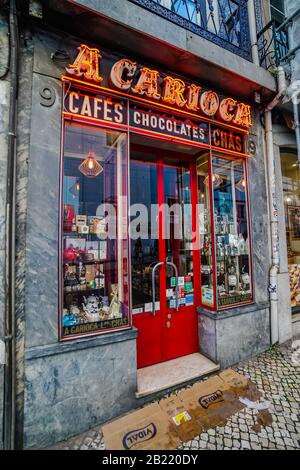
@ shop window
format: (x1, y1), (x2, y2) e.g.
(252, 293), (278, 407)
(60, 122), (130, 339)
(280, 149), (300, 313)
(198, 153), (252, 310)
(197, 155), (215, 307)
(213, 156), (252, 307)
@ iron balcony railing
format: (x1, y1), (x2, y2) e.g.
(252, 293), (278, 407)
(129, 0), (251, 60)
(257, 19), (289, 70)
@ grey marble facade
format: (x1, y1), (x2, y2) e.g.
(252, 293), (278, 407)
(25, 72), (61, 348)
(23, 329), (138, 449)
(247, 112), (270, 305)
(15, 32), (35, 449)
(0, 11), (9, 449)
(198, 303), (270, 368)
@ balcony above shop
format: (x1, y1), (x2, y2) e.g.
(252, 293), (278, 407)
(129, 0), (251, 61)
(23, 0), (276, 103)
(257, 19), (289, 71)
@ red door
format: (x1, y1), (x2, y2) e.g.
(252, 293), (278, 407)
(130, 147), (199, 368)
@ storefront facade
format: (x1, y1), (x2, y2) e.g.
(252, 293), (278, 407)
(0, 0), (284, 450)
(59, 43), (253, 363)
(18, 31), (271, 448)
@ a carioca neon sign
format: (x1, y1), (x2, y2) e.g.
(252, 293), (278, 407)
(65, 44), (252, 129)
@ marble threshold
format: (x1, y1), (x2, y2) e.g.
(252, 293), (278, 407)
(136, 352), (220, 398)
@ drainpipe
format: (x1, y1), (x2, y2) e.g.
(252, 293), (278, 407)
(264, 67), (287, 344)
(247, 0), (259, 66)
(266, 66), (287, 110)
(265, 111), (280, 344)
(3, 0), (18, 450)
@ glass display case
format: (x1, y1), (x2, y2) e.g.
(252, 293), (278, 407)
(60, 121), (130, 338)
(197, 154), (215, 307)
(280, 149), (300, 312)
(213, 156), (252, 308)
(198, 152), (252, 310)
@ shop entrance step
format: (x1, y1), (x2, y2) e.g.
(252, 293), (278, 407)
(136, 352), (219, 398)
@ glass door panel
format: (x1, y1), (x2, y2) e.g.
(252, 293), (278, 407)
(130, 159), (160, 314)
(164, 163), (194, 309)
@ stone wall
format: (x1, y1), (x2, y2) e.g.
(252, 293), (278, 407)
(23, 330), (137, 449)
(198, 303), (270, 368)
(0, 11), (10, 449)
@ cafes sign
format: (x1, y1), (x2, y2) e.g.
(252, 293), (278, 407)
(64, 90), (245, 152)
(63, 44), (252, 130)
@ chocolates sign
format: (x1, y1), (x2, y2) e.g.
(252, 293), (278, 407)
(129, 105), (208, 144)
(64, 88), (247, 153)
(63, 44), (252, 130)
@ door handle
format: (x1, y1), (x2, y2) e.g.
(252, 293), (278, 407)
(166, 261), (179, 311)
(151, 261), (164, 316)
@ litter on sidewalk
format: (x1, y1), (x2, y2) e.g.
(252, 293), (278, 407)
(239, 397), (271, 410)
(102, 369), (270, 450)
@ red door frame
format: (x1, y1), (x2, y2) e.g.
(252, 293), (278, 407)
(131, 143), (200, 368)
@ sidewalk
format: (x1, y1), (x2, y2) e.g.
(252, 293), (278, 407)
(47, 338), (300, 450)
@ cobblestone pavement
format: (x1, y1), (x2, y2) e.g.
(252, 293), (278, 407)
(47, 340), (300, 451)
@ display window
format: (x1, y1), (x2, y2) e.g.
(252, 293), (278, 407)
(197, 152), (253, 310)
(212, 155), (252, 308)
(60, 121), (130, 339)
(58, 43), (254, 352)
(197, 155), (215, 307)
(280, 149), (300, 312)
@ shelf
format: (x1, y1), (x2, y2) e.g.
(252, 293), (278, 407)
(64, 287), (105, 295)
(64, 259), (106, 265)
(63, 232), (102, 237)
(216, 254), (249, 260)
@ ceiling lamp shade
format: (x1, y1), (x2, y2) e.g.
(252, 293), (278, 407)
(204, 173), (222, 188)
(236, 177), (246, 192)
(78, 150), (103, 177)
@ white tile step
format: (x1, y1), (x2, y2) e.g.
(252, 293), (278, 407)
(136, 352), (219, 398)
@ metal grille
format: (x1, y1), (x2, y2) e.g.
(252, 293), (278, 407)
(129, 0), (251, 60)
(257, 19), (289, 70)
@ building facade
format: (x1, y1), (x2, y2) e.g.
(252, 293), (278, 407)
(0, 0), (298, 449)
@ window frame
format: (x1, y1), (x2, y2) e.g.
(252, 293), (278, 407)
(198, 150), (254, 311)
(58, 116), (132, 341)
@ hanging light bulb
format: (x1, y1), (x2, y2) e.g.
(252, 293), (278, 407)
(79, 150), (103, 177)
(236, 177), (246, 192)
(88, 158), (94, 170)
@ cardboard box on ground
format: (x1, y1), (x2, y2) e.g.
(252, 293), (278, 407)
(102, 369), (263, 450)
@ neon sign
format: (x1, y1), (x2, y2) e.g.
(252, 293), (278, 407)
(65, 44), (253, 129)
